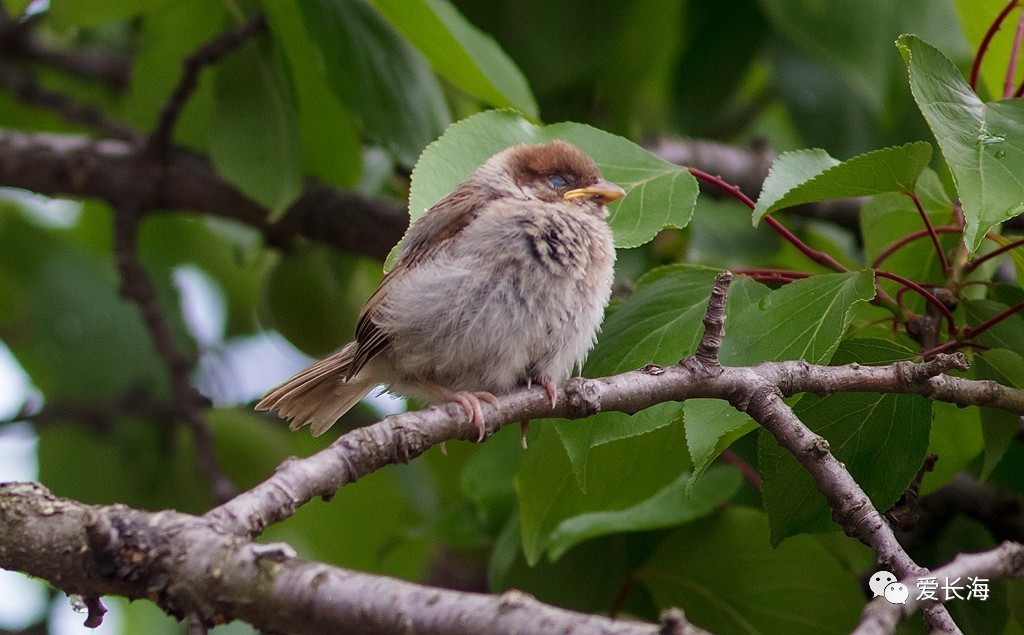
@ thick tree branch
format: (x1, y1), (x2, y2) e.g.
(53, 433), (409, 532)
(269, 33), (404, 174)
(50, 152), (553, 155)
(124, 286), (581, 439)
(0, 482), (693, 635)
(0, 128), (408, 261)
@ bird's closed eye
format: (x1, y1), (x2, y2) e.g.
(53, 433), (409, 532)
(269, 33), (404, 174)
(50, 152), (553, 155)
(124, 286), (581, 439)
(547, 174), (569, 190)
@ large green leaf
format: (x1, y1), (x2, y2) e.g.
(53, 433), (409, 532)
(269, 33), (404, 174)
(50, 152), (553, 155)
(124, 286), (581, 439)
(638, 507), (861, 635)
(898, 34), (1024, 254)
(263, 0), (363, 188)
(368, 0), (537, 118)
(752, 142), (932, 222)
(210, 40), (303, 218)
(759, 338), (931, 544)
(686, 270), (877, 477)
(516, 419), (690, 565)
(408, 110), (698, 250)
(923, 400), (982, 494)
(299, 0), (451, 166)
(545, 464), (740, 560)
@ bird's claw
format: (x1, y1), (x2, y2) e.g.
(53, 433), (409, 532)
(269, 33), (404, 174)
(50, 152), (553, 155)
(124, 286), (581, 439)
(542, 378), (557, 409)
(448, 390), (499, 442)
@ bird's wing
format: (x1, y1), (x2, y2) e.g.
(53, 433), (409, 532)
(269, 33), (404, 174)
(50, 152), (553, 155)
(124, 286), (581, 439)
(347, 183), (497, 378)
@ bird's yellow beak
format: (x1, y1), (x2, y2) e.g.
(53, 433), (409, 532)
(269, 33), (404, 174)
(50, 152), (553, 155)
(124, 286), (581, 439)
(563, 180), (626, 204)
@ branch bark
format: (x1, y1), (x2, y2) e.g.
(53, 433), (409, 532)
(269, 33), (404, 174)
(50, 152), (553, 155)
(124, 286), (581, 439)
(5, 278), (1024, 632)
(0, 128), (408, 261)
(0, 482), (689, 635)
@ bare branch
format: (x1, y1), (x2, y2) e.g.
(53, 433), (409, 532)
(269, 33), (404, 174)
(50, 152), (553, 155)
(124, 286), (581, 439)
(147, 14), (267, 156)
(113, 204), (235, 502)
(0, 482), (681, 635)
(206, 348), (1018, 540)
(0, 60), (140, 141)
(0, 128), (408, 261)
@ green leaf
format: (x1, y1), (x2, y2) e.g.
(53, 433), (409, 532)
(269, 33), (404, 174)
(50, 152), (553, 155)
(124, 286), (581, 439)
(546, 464), (741, 560)
(686, 271), (877, 477)
(973, 349), (1024, 480)
(460, 425), (524, 531)
(759, 0), (895, 112)
(211, 40), (303, 218)
(753, 142), (932, 223)
(408, 110), (698, 250)
(516, 419), (689, 565)
(898, 34), (1024, 254)
(638, 507), (861, 635)
(368, 0), (538, 118)
(263, 0), (363, 187)
(922, 401), (982, 494)
(759, 338), (931, 544)
(47, 0), (151, 27)
(299, 0), (451, 166)
(555, 265), (731, 482)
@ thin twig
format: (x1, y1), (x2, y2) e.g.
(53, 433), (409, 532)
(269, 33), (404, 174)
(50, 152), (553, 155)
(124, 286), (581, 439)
(1005, 4), (1024, 98)
(0, 60), (140, 141)
(687, 167), (848, 272)
(147, 13), (267, 156)
(907, 191), (950, 274)
(970, 0), (1020, 91)
(874, 269), (957, 335)
(113, 205), (236, 502)
(965, 236), (1024, 272)
(963, 299), (1024, 339)
(871, 226), (961, 269)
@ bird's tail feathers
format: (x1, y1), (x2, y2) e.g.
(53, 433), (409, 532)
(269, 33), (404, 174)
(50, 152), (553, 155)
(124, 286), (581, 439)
(255, 344), (375, 436)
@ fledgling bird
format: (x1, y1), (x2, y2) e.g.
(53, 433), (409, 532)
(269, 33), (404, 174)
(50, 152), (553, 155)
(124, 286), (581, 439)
(256, 140), (622, 441)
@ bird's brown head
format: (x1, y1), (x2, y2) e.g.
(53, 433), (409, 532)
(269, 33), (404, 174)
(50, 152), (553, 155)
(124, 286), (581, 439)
(492, 140), (625, 211)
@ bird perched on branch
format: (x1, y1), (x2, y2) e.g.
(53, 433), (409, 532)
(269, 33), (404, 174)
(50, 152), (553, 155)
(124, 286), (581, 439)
(257, 140), (622, 442)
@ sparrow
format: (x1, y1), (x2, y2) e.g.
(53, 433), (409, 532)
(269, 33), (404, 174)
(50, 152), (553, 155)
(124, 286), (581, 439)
(256, 140), (622, 442)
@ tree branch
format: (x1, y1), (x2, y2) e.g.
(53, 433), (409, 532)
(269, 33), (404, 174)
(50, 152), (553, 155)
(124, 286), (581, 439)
(0, 482), (694, 635)
(112, 203), (236, 503)
(147, 13), (267, 156)
(0, 60), (140, 141)
(6, 278), (1024, 633)
(0, 128), (409, 261)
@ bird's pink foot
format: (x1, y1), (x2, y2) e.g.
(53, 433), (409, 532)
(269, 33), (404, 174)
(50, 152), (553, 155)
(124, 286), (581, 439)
(542, 378), (557, 409)
(445, 390), (499, 442)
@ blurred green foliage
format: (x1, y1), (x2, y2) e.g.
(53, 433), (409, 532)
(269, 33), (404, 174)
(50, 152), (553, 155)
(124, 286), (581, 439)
(1, 1), (1023, 633)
